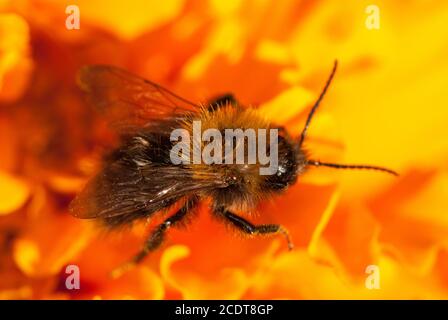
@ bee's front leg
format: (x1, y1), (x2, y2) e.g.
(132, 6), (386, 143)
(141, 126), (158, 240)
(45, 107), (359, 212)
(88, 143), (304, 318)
(213, 207), (294, 250)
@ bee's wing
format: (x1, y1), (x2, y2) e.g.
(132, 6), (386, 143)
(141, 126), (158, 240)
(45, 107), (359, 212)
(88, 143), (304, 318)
(69, 160), (225, 219)
(73, 66), (225, 219)
(77, 65), (201, 133)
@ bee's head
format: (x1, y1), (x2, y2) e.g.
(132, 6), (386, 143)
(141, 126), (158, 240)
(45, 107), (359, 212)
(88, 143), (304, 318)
(261, 134), (306, 192)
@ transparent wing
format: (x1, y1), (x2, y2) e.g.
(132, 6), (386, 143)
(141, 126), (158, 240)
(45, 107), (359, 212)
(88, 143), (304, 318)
(77, 65), (201, 133)
(69, 162), (225, 219)
(69, 134), (227, 219)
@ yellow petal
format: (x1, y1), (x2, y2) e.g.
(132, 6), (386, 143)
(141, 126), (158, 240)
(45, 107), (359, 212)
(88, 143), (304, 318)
(0, 171), (29, 215)
(258, 86), (314, 125)
(0, 13), (32, 102)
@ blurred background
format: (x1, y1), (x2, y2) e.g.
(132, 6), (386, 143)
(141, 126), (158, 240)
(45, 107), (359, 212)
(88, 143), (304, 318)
(0, 0), (448, 299)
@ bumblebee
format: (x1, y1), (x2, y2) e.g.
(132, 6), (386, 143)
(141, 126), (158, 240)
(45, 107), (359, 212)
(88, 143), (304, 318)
(70, 61), (397, 271)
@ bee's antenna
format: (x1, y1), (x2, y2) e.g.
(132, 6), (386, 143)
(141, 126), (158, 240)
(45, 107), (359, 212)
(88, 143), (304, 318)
(298, 60), (338, 147)
(306, 160), (398, 176)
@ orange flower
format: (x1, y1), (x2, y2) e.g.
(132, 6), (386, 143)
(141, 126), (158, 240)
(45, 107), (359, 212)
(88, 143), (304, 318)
(1, 0), (448, 300)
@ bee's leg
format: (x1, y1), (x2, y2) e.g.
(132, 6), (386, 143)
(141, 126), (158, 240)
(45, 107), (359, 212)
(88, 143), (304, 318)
(207, 93), (238, 112)
(214, 208), (294, 250)
(111, 197), (198, 278)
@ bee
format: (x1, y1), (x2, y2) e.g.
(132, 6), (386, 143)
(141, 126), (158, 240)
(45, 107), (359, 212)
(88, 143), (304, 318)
(70, 60), (397, 273)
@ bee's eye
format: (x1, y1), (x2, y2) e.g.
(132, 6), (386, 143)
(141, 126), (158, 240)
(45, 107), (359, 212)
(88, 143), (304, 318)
(277, 165), (287, 175)
(263, 136), (298, 191)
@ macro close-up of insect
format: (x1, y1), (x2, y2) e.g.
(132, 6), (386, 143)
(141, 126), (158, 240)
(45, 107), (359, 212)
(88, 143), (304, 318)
(69, 60), (397, 273)
(2, 0), (447, 305)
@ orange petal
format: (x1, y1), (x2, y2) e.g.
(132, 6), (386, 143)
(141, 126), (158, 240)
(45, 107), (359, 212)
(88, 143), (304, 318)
(13, 215), (91, 277)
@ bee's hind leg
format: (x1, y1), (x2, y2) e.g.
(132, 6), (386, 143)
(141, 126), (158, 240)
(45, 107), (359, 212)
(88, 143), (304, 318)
(214, 207), (294, 250)
(111, 197), (198, 278)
